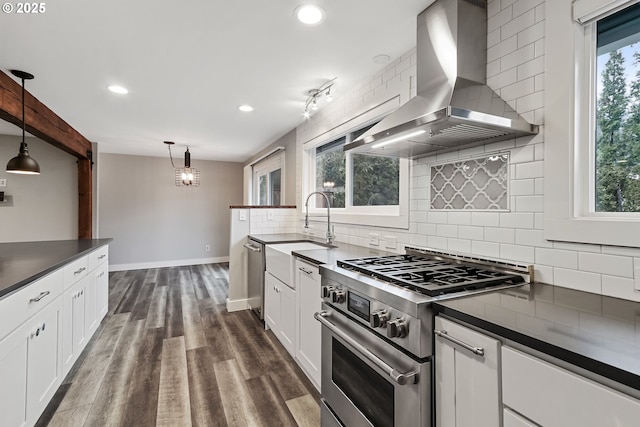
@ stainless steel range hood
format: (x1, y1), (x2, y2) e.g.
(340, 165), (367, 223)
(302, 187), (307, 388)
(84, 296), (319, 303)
(345, 0), (538, 158)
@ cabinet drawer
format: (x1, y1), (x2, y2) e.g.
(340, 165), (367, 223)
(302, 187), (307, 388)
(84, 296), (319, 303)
(502, 346), (640, 427)
(88, 245), (109, 271)
(0, 269), (63, 340)
(64, 256), (89, 289)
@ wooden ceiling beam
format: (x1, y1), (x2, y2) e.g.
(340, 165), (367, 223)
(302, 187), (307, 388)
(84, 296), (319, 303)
(0, 70), (92, 159)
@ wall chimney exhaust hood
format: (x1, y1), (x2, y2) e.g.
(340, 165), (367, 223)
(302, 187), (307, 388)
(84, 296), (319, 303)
(345, 0), (538, 158)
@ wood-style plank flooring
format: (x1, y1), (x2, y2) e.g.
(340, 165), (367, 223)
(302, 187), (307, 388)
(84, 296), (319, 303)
(36, 264), (320, 427)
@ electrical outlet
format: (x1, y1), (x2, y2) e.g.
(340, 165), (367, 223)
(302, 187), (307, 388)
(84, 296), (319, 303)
(369, 233), (379, 246)
(0, 179), (6, 187)
(267, 210), (274, 220)
(205, 245), (210, 252)
(384, 236), (397, 249)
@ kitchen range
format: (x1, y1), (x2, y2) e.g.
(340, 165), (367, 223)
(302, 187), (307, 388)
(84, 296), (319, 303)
(315, 246), (532, 427)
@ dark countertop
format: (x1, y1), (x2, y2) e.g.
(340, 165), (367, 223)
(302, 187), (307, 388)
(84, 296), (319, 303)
(0, 239), (113, 300)
(248, 233), (392, 265)
(434, 283), (640, 391)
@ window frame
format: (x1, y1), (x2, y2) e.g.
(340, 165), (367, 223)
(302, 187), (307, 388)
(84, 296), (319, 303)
(302, 117), (409, 229)
(544, 0), (640, 247)
(253, 152), (284, 206)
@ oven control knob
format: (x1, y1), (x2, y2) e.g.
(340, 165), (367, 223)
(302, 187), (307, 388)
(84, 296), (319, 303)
(322, 286), (335, 298)
(370, 309), (390, 328)
(331, 290), (346, 304)
(387, 318), (408, 338)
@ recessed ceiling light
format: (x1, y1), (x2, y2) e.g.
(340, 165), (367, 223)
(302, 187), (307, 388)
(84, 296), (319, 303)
(373, 54), (391, 64)
(295, 4), (325, 25)
(238, 105), (254, 112)
(107, 85), (128, 94)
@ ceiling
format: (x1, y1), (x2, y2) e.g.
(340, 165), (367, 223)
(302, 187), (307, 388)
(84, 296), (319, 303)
(0, 0), (430, 162)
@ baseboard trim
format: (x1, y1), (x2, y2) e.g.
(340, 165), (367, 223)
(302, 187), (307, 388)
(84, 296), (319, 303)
(226, 297), (249, 312)
(109, 256), (229, 272)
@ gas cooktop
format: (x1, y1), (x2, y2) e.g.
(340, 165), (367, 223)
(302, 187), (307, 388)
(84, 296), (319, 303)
(337, 247), (531, 297)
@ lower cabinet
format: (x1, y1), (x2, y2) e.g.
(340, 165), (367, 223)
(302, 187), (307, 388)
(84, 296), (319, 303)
(435, 316), (501, 427)
(264, 271), (296, 357)
(0, 295), (62, 427)
(295, 259), (322, 390)
(502, 346), (640, 427)
(62, 276), (88, 376)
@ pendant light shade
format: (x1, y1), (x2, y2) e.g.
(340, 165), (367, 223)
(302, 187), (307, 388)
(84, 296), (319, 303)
(6, 70), (40, 175)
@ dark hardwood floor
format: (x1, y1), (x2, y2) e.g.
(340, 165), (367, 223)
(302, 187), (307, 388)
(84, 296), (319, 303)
(37, 264), (321, 427)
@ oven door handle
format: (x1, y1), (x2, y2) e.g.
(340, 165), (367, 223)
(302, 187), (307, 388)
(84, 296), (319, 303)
(314, 310), (418, 386)
(434, 329), (485, 357)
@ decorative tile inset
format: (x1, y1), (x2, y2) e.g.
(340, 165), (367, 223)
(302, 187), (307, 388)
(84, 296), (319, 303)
(430, 154), (509, 210)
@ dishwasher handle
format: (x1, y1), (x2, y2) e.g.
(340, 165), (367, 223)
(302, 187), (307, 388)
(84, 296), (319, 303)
(434, 329), (485, 357)
(243, 242), (262, 252)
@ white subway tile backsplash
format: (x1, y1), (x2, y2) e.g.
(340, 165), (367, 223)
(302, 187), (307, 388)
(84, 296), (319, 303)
(501, 78), (535, 102)
(515, 160), (543, 179)
(448, 238), (472, 254)
(554, 268), (602, 294)
(472, 241), (501, 258)
(517, 20), (544, 49)
(459, 225), (485, 240)
(501, 44), (535, 71)
(516, 229), (552, 248)
(510, 179), (535, 195)
(488, 28), (501, 48)
(488, 36), (518, 63)
(602, 275), (640, 302)
(534, 39), (544, 57)
(534, 264), (554, 284)
(578, 252), (634, 278)
(499, 212), (535, 228)
(427, 236), (448, 250)
(472, 212), (501, 227)
(488, 6), (513, 33)
(487, 67), (518, 90)
(534, 3), (545, 23)
(515, 195), (544, 212)
(534, 213), (544, 229)
(517, 90), (544, 112)
(448, 212), (472, 225)
(517, 55), (544, 81)
(488, 0), (501, 18)
(502, 9), (535, 40)
(513, 0), (545, 18)
(535, 248), (578, 269)
(510, 144), (535, 164)
(436, 224), (458, 238)
(417, 222), (437, 235)
(500, 243), (535, 262)
(553, 241), (601, 253)
(428, 211), (448, 224)
(486, 227), (516, 243)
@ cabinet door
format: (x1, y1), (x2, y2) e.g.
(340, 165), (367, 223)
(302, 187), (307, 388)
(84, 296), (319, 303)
(503, 408), (539, 427)
(95, 263), (109, 321)
(26, 297), (62, 425)
(279, 283), (296, 357)
(435, 316), (501, 427)
(295, 260), (322, 390)
(62, 278), (88, 376)
(0, 324), (28, 427)
(264, 272), (280, 332)
(85, 269), (97, 337)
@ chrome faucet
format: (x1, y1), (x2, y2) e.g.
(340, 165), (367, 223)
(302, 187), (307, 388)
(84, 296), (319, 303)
(304, 191), (334, 245)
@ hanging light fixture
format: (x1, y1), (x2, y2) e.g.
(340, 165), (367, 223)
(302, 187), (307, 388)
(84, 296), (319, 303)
(164, 141), (200, 187)
(6, 70), (40, 175)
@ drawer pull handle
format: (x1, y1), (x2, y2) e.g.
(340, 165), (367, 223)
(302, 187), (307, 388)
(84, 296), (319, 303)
(74, 267), (86, 275)
(30, 291), (50, 303)
(299, 267), (313, 275)
(98, 254), (106, 260)
(434, 329), (485, 357)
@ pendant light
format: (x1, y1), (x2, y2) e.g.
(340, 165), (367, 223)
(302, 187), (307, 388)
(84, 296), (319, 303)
(6, 70), (40, 175)
(164, 141), (200, 187)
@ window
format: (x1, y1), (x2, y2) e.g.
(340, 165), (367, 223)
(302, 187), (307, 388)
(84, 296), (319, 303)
(545, 0), (640, 247)
(595, 3), (640, 212)
(253, 152), (284, 206)
(305, 122), (408, 229)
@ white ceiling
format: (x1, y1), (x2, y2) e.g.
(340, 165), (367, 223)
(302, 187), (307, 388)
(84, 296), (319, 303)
(0, 0), (429, 162)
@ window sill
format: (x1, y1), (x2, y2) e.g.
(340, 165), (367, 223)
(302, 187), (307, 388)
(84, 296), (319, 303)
(544, 216), (640, 247)
(307, 212), (409, 230)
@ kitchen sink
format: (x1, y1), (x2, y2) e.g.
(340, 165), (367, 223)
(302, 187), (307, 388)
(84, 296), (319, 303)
(265, 242), (330, 288)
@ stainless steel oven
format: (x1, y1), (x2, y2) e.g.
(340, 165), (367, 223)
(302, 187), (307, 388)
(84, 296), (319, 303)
(316, 303), (431, 427)
(316, 246), (533, 427)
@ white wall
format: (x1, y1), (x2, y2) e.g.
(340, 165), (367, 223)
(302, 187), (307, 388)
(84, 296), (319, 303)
(98, 153), (243, 270)
(0, 134), (78, 242)
(290, 0), (640, 302)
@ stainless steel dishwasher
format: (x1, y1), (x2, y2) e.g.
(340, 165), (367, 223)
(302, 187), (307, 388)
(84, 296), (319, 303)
(244, 238), (265, 320)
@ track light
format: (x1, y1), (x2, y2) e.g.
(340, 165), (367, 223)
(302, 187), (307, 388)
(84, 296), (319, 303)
(302, 77), (337, 119)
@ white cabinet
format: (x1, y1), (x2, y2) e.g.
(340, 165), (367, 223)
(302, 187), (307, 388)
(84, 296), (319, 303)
(264, 271), (296, 357)
(435, 316), (501, 427)
(62, 276), (88, 376)
(0, 294), (62, 427)
(503, 408), (539, 427)
(502, 346), (640, 427)
(295, 259), (322, 390)
(94, 262), (109, 321)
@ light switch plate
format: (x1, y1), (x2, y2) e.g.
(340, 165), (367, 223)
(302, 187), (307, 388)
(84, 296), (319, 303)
(369, 233), (379, 246)
(267, 210), (274, 220)
(0, 179), (6, 187)
(238, 210), (247, 221)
